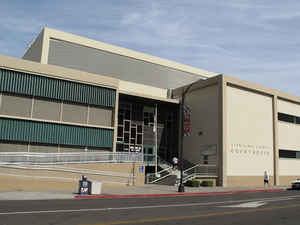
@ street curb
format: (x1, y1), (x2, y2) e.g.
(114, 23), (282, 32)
(74, 188), (285, 199)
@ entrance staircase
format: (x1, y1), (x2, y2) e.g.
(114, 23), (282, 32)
(146, 159), (217, 185)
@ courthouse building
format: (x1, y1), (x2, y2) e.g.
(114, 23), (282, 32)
(0, 27), (300, 187)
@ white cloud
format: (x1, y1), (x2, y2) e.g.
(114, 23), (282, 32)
(0, 0), (300, 95)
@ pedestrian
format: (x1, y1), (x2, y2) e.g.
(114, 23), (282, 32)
(264, 170), (269, 187)
(172, 156), (178, 169)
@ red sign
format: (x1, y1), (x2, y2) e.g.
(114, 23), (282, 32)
(183, 105), (191, 136)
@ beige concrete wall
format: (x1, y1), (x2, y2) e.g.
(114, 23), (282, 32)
(23, 30), (44, 62)
(279, 159), (300, 176)
(0, 162), (145, 191)
(119, 80), (169, 100)
(176, 74), (300, 187)
(40, 27), (215, 78)
(278, 99), (300, 116)
(226, 85), (274, 177)
(277, 100), (300, 178)
(183, 84), (219, 165)
(278, 122), (300, 150)
(278, 99), (300, 150)
(60, 163), (145, 186)
(227, 176), (274, 187)
(279, 176), (299, 186)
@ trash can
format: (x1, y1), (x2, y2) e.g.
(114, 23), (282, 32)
(78, 175), (91, 195)
(90, 181), (102, 195)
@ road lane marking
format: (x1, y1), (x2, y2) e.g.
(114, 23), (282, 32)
(221, 197), (294, 208)
(0, 195), (299, 215)
(88, 204), (300, 225)
(221, 201), (267, 208)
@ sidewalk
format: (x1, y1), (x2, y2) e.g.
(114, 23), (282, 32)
(75, 184), (287, 199)
(0, 184), (288, 201)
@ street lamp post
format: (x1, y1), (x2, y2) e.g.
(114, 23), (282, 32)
(177, 74), (222, 193)
(178, 89), (185, 192)
(178, 84), (194, 192)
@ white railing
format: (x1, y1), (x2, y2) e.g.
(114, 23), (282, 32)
(145, 155), (175, 184)
(0, 152), (144, 165)
(146, 166), (173, 184)
(182, 163), (218, 183)
(146, 164), (218, 184)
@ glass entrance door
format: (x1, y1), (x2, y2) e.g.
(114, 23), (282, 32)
(144, 146), (155, 164)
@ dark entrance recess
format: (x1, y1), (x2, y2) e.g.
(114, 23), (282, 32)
(117, 93), (179, 164)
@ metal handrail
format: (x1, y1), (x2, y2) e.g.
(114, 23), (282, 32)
(182, 163), (218, 183)
(183, 163), (216, 174)
(146, 166), (173, 184)
(146, 171), (173, 184)
(146, 155), (174, 183)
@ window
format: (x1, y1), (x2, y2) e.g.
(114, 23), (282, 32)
(137, 134), (142, 145)
(143, 107), (155, 126)
(124, 121), (130, 132)
(279, 149), (300, 159)
(204, 155), (208, 164)
(137, 125), (143, 133)
(278, 113), (294, 123)
(144, 112), (149, 126)
(124, 133), (129, 143)
(117, 126), (123, 137)
(116, 143), (124, 151)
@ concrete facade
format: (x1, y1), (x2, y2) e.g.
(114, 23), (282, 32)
(0, 27), (300, 189)
(183, 84), (219, 165)
(23, 28), (215, 88)
(173, 75), (300, 187)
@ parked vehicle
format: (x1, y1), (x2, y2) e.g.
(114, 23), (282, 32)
(291, 179), (300, 189)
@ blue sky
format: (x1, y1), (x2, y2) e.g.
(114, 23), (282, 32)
(1, 0), (300, 95)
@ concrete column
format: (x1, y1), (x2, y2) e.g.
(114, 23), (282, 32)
(218, 76), (227, 187)
(41, 28), (49, 64)
(272, 95), (279, 185)
(112, 89), (120, 152)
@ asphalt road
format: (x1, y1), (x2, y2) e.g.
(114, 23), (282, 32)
(0, 190), (300, 225)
